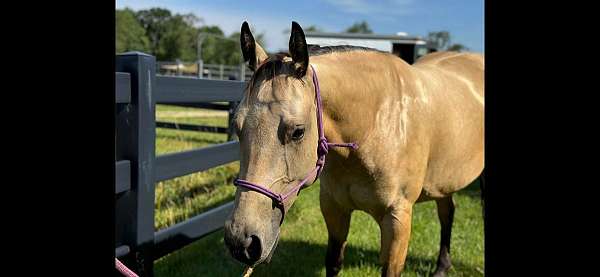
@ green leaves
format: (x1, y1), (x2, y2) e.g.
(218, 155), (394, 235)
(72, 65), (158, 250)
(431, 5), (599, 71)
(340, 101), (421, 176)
(427, 31), (450, 51)
(116, 7), (266, 65)
(345, 21), (373, 34)
(116, 8), (150, 53)
(157, 14), (199, 61)
(427, 31), (469, 52)
(447, 43), (469, 52)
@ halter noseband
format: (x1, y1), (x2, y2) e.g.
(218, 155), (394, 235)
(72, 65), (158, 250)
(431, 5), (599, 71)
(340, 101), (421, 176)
(233, 64), (358, 223)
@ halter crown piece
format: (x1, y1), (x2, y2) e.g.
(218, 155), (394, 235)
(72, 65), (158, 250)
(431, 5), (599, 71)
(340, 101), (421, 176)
(233, 64), (358, 221)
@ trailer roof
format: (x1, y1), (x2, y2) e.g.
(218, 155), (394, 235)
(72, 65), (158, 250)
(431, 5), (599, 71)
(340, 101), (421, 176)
(304, 31), (426, 43)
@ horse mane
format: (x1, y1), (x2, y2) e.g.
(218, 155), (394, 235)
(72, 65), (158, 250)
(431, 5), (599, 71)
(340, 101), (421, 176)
(248, 45), (383, 88)
(307, 44), (383, 56)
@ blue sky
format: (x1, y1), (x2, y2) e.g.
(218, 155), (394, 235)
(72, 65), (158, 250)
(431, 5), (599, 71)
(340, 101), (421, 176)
(116, 0), (484, 53)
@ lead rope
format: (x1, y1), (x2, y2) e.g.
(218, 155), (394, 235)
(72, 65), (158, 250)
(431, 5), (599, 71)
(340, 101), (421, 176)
(242, 266), (254, 277)
(115, 258), (139, 277)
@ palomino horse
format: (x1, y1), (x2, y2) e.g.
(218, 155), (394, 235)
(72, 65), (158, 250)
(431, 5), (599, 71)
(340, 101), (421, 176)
(224, 21), (484, 277)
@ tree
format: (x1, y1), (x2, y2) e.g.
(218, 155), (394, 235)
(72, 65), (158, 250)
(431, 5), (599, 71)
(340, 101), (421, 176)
(158, 13), (200, 61)
(447, 43), (469, 52)
(426, 31), (470, 52)
(134, 8), (202, 61)
(283, 25), (322, 35)
(198, 27), (265, 65)
(197, 25), (227, 64)
(305, 25), (322, 32)
(345, 21), (373, 34)
(117, 7), (266, 64)
(135, 8), (173, 56)
(427, 31), (451, 51)
(116, 8), (150, 53)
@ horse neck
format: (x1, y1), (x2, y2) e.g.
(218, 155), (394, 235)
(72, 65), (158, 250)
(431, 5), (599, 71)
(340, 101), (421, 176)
(310, 52), (413, 143)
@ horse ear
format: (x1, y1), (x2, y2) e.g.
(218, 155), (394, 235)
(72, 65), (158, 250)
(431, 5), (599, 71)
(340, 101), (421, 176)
(240, 21), (268, 71)
(289, 21), (309, 78)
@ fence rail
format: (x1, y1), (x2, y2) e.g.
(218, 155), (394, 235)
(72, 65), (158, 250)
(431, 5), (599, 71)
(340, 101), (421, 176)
(153, 202), (235, 259)
(115, 52), (244, 276)
(161, 102), (231, 110)
(156, 76), (245, 103)
(155, 141), (240, 182)
(155, 121), (229, 134)
(157, 61), (252, 81)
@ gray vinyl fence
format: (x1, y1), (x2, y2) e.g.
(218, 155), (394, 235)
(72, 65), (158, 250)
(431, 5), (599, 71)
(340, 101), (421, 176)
(157, 60), (253, 81)
(115, 52), (246, 276)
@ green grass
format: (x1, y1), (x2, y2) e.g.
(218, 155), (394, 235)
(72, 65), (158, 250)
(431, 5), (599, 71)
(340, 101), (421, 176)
(153, 104), (484, 276)
(154, 105), (238, 230)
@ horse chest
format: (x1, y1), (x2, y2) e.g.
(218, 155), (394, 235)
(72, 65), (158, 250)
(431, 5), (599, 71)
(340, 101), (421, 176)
(320, 161), (403, 215)
(321, 132), (434, 216)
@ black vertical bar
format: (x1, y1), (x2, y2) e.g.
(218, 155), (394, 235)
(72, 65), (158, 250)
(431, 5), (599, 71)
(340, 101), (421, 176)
(115, 52), (156, 277)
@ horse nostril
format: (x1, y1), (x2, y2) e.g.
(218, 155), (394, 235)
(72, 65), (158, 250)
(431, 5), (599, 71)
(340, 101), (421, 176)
(242, 236), (253, 248)
(244, 235), (262, 263)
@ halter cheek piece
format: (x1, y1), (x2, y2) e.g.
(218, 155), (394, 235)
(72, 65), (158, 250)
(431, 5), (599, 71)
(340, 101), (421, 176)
(233, 64), (358, 223)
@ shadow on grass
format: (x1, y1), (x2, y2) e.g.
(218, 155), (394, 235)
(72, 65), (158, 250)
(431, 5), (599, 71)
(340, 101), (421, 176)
(156, 230), (482, 277)
(456, 177), (483, 200)
(255, 240), (482, 277)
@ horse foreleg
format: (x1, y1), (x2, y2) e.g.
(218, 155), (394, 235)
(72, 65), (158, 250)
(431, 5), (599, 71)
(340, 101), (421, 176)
(379, 200), (413, 277)
(432, 196), (455, 277)
(320, 189), (351, 277)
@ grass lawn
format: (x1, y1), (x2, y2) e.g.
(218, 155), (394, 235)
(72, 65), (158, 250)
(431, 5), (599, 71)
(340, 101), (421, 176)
(153, 105), (484, 276)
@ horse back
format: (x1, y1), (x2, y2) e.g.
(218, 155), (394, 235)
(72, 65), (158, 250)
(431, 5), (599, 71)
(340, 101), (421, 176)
(414, 51), (484, 99)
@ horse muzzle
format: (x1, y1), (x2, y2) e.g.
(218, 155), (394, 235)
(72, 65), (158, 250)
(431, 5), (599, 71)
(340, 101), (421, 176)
(224, 217), (281, 266)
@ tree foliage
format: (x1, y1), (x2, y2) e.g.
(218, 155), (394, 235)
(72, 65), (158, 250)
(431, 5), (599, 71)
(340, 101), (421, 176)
(427, 31), (469, 52)
(282, 25), (322, 35)
(199, 27), (265, 65)
(135, 8), (172, 56)
(427, 31), (451, 51)
(447, 43), (468, 52)
(115, 7), (265, 64)
(304, 25), (322, 32)
(345, 21), (373, 34)
(116, 8), (472, 63)
(116, 8), (150, 53)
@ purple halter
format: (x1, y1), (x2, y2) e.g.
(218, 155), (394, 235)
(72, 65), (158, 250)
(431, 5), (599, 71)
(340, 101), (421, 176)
(233, 64), (358, 220)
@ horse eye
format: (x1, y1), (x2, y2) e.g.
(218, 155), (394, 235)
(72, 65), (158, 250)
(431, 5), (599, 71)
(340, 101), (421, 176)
(291, 127), (305, 141)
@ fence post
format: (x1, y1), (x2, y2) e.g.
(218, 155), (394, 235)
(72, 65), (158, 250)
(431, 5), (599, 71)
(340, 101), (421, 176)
(198, 59), (203, 79)
(177, 59), (182, 76)
(116, 52), (156, 277)
(219, 64), (224, 80)
(240, 63), (246, 81)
